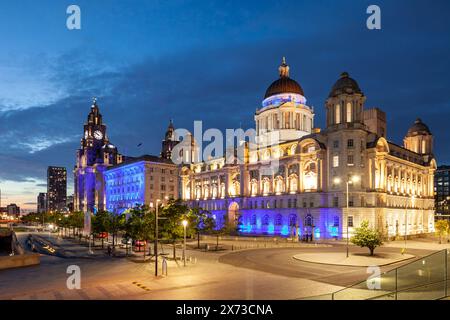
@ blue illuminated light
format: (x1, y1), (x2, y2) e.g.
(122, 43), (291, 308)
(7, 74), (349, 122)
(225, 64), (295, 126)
(281, 225), (289, 236)
(314, 227), (321, 239)
(104, 161), (147, 213)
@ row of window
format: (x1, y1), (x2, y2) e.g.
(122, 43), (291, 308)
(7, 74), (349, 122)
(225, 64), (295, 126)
(332, 139), (364, 150)
(248, 199), (314, 209)
(149, 168), (175, 175)
(332, 154), (361, 167)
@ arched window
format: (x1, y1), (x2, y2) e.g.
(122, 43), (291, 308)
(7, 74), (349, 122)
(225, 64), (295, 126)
(346, 102), (352, 122)
(275, 177), (284, 194)
(335, 104), (341, 124)
(251, 214), (257, 225)
(262, 215), (270, 226)
(305, 214), (313, 227)
(289, 175), (298, 193)
(250, 179), (258, 196)
(263, 178), (271, 195)
(303, 162), (318, 191)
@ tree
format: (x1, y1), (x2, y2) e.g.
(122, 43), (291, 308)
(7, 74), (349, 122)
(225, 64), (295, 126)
(351, 220), (383, 256)
(212, 216), (238, 250)
(189, 207), (216, 249)
(159, 199), (190, 259)
(434, 219), (449, 244)
(107, 211), (125, 248)
(92, 211), (109, 248)
(124, 205), (154, 260)
(69, 211), (84, 239)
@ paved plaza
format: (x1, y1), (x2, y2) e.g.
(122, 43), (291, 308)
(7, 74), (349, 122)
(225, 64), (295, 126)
(0, 233), (447, 300)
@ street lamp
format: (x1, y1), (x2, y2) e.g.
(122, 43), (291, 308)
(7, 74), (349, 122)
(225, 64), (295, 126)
(334, 175), (360, 258)
(154, 199), (161, 277)
(182, 219), (188, 267)
(153, 196), (169, 277)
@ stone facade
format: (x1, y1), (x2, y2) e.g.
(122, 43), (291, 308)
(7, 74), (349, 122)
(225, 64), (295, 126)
(104, 155), (179, 213)
(180, 59), (437, 239)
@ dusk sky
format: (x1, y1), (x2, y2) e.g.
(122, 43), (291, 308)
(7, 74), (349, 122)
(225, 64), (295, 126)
(0, 0), (449, 211)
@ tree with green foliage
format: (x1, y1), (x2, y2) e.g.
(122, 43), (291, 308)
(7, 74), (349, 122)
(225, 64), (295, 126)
(159, 199), (191, 259)
(92, 211), (109, 248)
(351, 220), (383, 256)
(124, 205), (154, 260)
(435, 219), (449, 244)
(107, 211), (125, 248)
(189, 207), (216, 249)
(212, 216), (239, 250)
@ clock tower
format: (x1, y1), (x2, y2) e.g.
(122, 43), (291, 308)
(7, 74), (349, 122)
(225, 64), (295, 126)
(74, 98), (123, 214)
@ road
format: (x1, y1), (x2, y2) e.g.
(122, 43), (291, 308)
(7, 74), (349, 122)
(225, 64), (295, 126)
(0, 233), (442, 300)
(218, 245), (435, 287)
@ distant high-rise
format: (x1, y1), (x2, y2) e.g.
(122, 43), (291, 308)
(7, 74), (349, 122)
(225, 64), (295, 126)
(47, 166), (67, 212)
(37, 192), (47, 213)
(6, 204), (20, 217)
(435, 165), (450, 219)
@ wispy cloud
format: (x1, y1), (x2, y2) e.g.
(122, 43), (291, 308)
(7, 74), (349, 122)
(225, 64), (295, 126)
(19, 135), (79, 154)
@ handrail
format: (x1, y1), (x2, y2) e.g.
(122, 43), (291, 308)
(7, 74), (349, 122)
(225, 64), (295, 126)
(331, 249), (449, 300)
(366, 279), (448, 300)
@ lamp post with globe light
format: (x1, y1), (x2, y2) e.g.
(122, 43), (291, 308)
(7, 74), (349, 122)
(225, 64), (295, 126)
(333, 175), (360, 258)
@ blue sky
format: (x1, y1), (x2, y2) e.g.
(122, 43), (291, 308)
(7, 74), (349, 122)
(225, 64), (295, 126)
(0, 0), (449, 211)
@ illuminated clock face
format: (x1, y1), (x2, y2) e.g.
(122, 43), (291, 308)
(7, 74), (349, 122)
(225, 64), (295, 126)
(93, 130), (103, 140)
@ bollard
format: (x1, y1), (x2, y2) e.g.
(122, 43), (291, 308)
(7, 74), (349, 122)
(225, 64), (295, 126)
(162, 257), (168, 276)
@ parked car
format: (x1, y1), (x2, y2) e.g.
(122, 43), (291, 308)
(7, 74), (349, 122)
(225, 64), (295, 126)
(120, 238), (132, 248)
(133, 240), (146, 251)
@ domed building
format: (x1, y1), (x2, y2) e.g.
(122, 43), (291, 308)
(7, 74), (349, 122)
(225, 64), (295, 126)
(255, 58), (314, 146)
(181, 59), (436, 239)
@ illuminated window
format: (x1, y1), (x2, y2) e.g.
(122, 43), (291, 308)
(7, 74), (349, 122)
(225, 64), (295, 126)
(333, 155), (339, 168)
(335, 104), (341, 124)
(346, 102), (352, 122)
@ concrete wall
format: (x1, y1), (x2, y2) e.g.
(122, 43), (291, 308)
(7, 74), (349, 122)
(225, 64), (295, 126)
(0, 253), (40, 271)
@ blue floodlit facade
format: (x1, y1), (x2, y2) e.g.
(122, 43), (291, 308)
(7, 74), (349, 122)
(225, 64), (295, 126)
(104, 155), (179, 214)
(104, 161), (147, 214)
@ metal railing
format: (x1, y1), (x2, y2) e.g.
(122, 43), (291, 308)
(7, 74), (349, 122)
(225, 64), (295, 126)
(329, 249), (450, 300)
